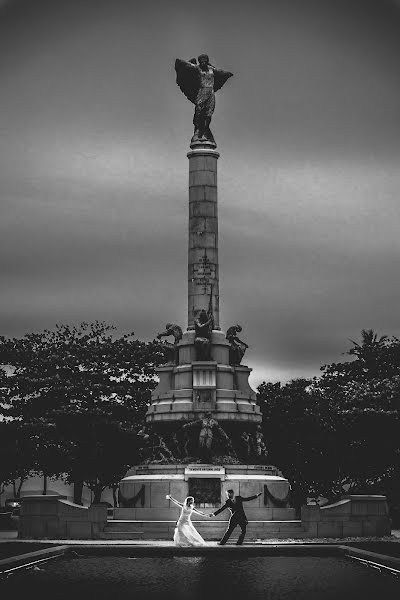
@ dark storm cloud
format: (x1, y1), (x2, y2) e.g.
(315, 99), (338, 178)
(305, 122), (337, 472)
(1, 0), (400, 384)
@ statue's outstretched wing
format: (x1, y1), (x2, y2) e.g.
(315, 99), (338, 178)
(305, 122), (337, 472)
(213, 69), (233, 93)
(175, 59), (200, 104)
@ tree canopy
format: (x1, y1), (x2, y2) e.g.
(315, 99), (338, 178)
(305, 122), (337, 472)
(258, 330), (400, 514)
(0, 322), (164, 504)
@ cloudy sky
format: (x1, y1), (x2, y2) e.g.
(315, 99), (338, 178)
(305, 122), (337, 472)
(1, 0), (400, 387)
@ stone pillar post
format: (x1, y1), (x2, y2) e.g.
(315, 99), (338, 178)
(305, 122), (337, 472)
(187, 145), (220, 330)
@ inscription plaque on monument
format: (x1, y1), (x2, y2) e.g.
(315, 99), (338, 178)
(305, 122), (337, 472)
(188, 478), (221, 506)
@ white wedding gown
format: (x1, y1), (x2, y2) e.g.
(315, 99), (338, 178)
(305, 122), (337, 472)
(173, 505), (206, 546)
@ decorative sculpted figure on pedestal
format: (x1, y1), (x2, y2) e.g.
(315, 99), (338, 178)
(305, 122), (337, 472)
(138, 427), (175, 464)
(198, 412), (218, 453)
(182, 412), (234, 461)
(170, 432), (183, 459)
(252, 425), (268, 462)
(226, 324), (249, 366)
(157, 323), (183, 365)
(175, 54), (233, 146)
(240, 430), (251, 460)
(194, 309), (213, 361)
(152, 433), (175, 463)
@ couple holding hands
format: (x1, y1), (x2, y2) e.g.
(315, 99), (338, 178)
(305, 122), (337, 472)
(166, 489), (262, 546)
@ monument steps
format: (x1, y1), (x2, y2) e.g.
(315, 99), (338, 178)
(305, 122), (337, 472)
(100, 519), (307, 540)
(113, 507), (297, 521)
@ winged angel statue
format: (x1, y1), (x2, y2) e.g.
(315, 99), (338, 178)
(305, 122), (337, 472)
(175, 54), (233, 146)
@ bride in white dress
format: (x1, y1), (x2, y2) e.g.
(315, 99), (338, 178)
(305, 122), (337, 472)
(166, 494), (208, 546)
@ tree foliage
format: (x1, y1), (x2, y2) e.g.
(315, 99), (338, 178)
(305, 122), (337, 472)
(258, 330), (400, 513)
(258, 378), (335, 512)
(0, 322), (164, 504)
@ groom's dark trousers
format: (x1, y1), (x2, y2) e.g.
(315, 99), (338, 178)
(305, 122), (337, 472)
(213, 495), (258, 545)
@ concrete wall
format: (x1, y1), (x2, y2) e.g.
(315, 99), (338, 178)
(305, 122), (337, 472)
(19, 495), (108, 539)
(301, 495), (391, 538)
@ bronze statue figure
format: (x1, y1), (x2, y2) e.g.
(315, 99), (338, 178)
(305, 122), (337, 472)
(182, 412), (233, 460)
(175, 54), (233, 145)
(157, 322), (183, 365)
(138, 427), (174, 463)
(240, 430), (251, 460)
(152, 433), (174, 463)
(226, 324), (249, 366)
(252, 425), (268, 461)
(198, 412), (217, 452)
(194, 309), (213, 360)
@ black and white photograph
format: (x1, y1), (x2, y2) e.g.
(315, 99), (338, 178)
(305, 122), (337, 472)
(1, 1), (400, 598)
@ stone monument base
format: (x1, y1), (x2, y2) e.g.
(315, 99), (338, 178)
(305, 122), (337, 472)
(116, 463), (293, 521)
(17, 491), (391, 540)
(103, 462), (296, 540)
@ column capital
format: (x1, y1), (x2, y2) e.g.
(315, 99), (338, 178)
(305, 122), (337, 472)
(187, 148), (220, 160)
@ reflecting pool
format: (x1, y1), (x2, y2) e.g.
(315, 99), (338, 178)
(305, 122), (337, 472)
(2, 555), (400, 600)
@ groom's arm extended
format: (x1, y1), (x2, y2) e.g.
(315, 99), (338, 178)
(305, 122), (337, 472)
(211, 502), (228, 517)
(241, 492), (262, 502)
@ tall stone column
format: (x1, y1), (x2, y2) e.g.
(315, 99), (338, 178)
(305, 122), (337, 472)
(187, 145), (220, 330)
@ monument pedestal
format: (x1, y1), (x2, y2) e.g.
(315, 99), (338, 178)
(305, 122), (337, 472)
(105, 463), (297, 540)
(117, 463), (293, 521)
(148, 330), (261, 424)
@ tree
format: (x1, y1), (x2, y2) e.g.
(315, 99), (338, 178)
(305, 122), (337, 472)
(0, 421), (42, 501)
(316, 331), (400, 495)
(0, 322), (164, 504)
(257, 379), (338, 513)
(257, 331), (400, 513)
(320, 329), (400, 389)
(314, 373), (400, 500)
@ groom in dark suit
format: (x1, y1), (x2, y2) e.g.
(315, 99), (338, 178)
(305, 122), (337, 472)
(210, 489), (262, 545)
